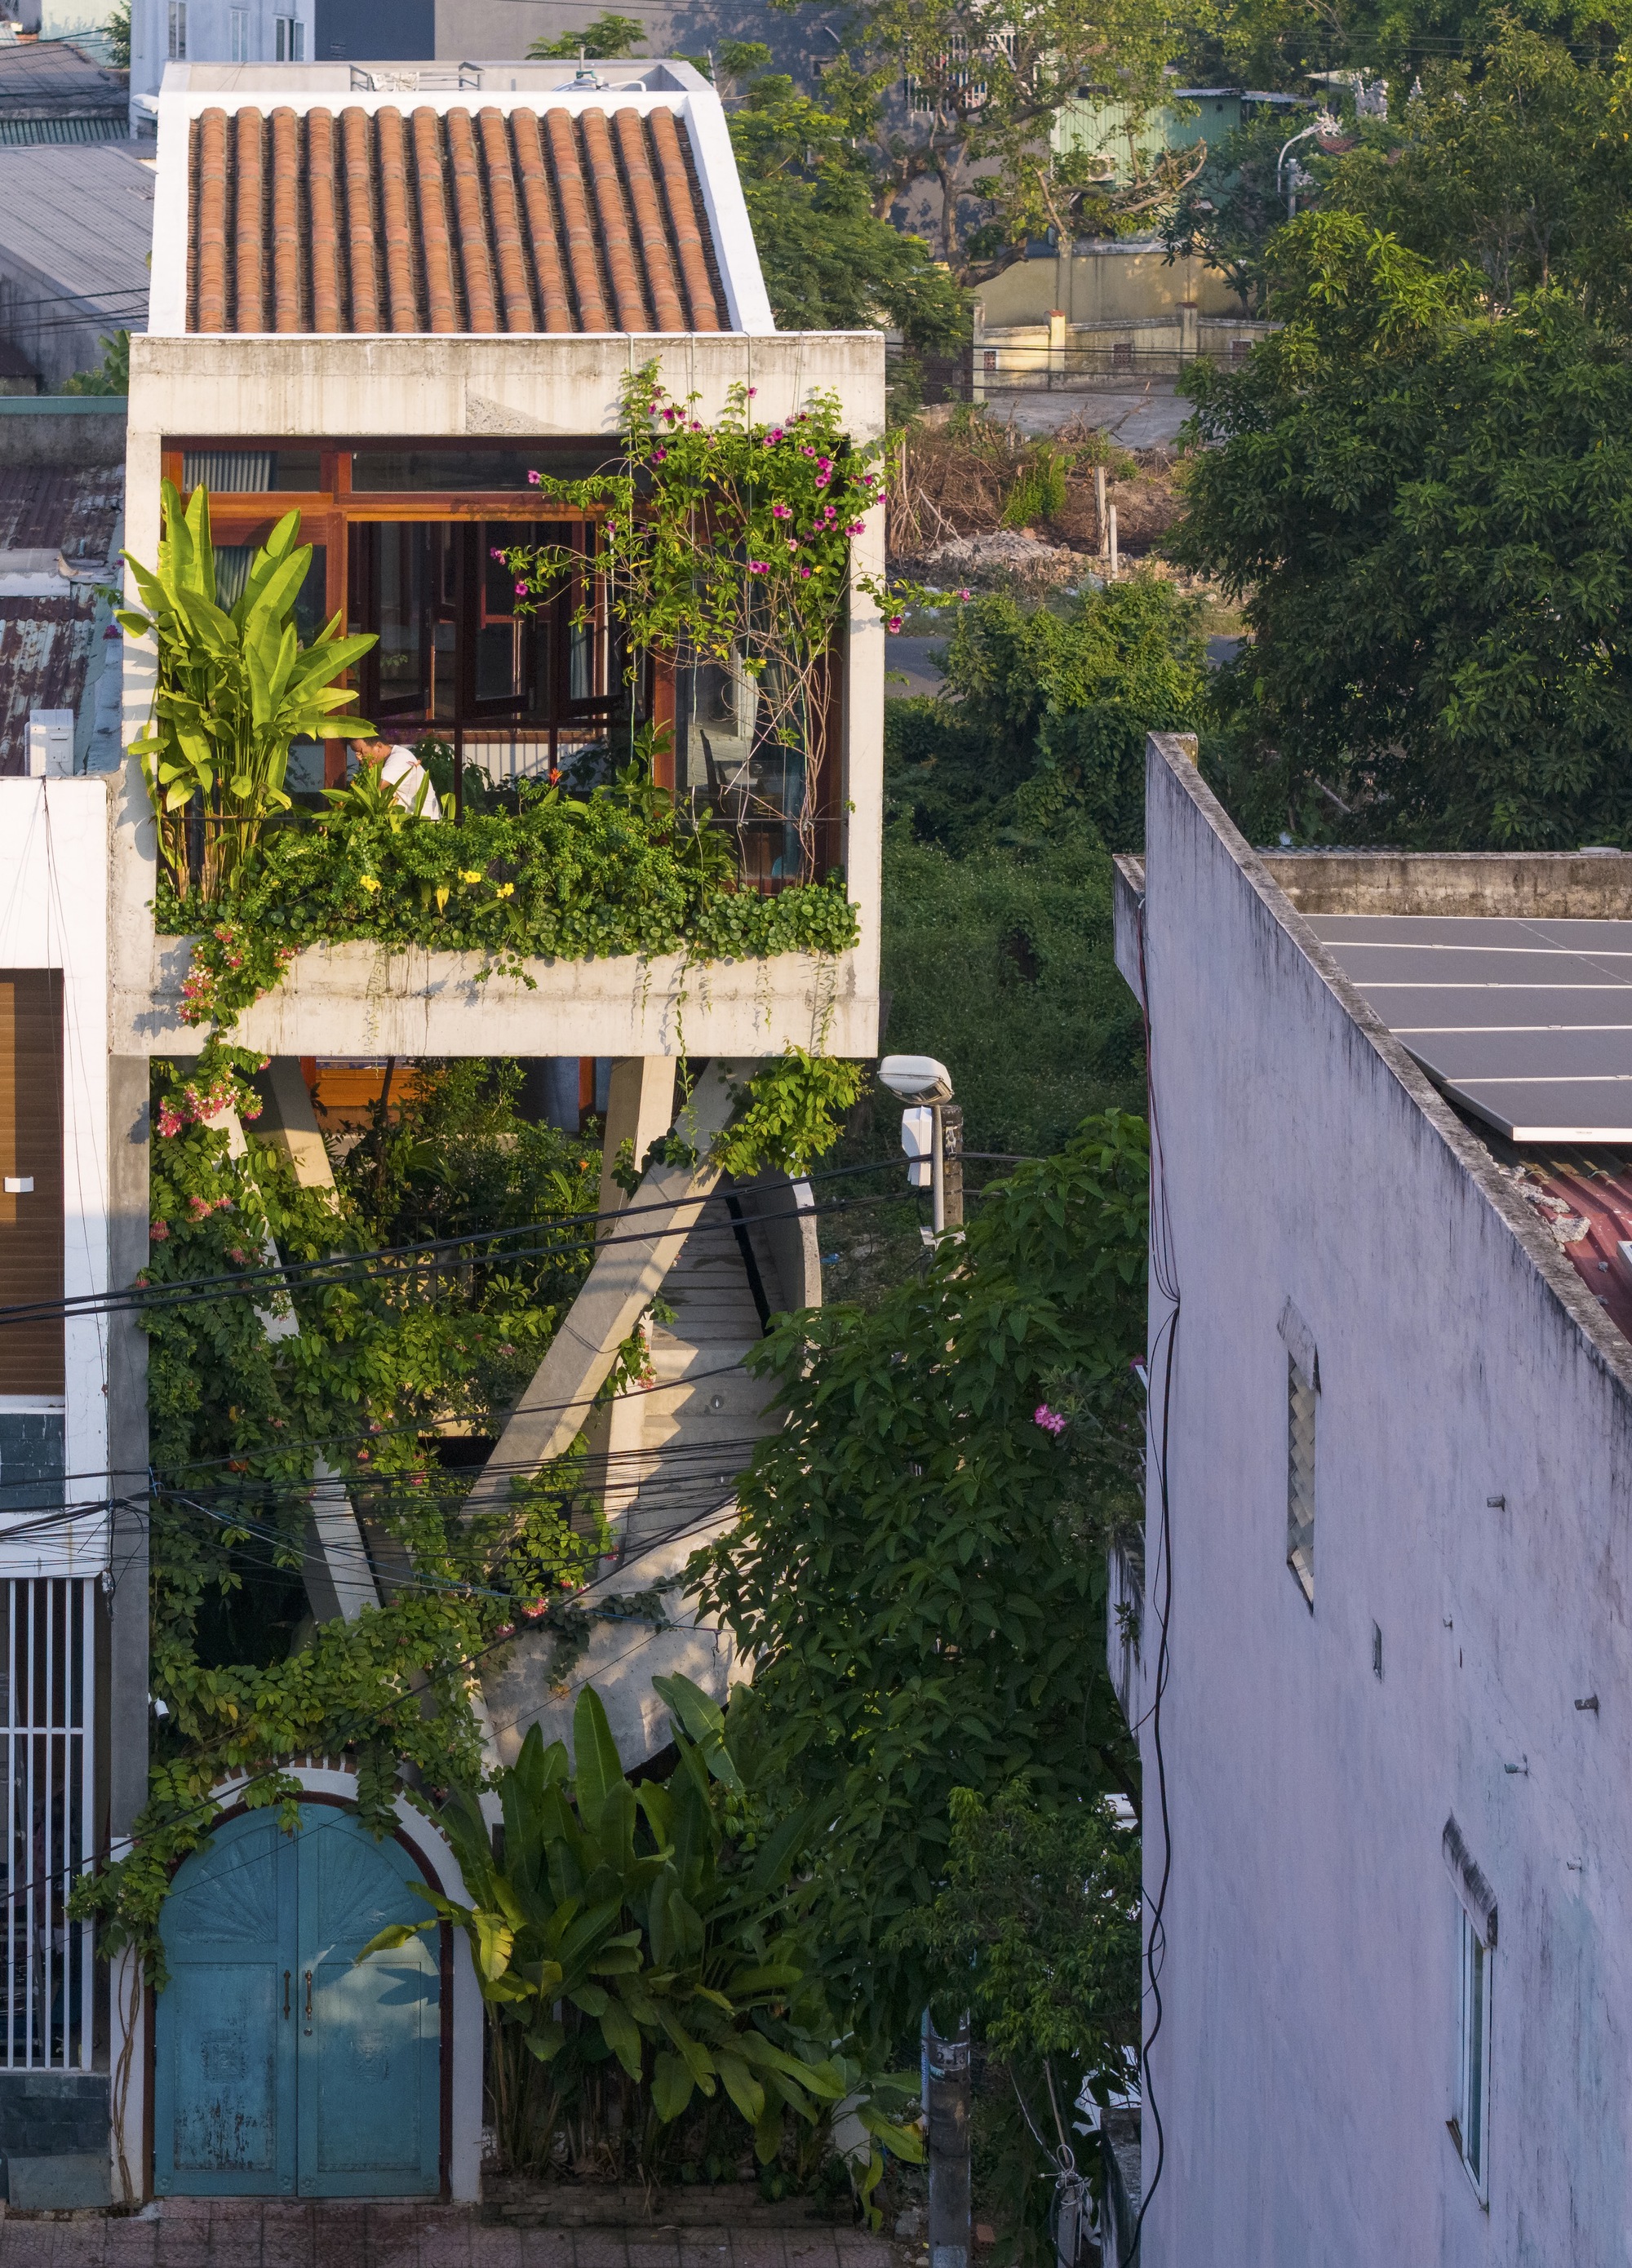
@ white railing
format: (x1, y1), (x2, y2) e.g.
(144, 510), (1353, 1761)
(2, 1579), (95, 2070)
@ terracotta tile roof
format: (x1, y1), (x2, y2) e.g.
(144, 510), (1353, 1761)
(186, 103), (732, 335)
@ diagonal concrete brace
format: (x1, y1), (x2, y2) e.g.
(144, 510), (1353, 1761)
(462, 1056), (762, 1518)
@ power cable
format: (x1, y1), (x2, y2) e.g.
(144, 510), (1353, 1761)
(1124, 893), (1175, 2266)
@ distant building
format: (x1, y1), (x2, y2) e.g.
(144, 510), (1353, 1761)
(1111, 734), (1632, 2261)
(0, 30), (131, 143)
(127, 0), (841, 113)
(0, 139), (151, 387)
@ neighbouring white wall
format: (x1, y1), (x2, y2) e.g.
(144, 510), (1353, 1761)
(1136, 738), (1632, 2265)
(0, 778), (110, 1575)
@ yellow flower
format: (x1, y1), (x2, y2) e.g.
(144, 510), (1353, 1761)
(495, 881), (515, 897)
(435, 885), (450, 912)
(357, 875), (380, 893)
(459, 869), (483, 884)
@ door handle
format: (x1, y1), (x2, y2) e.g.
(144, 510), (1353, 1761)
(304, 1969), (313, 2030)
(283, 1970), (290, 2019)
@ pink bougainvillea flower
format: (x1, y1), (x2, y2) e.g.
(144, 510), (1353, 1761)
(847, 520), (866, 535)
(747, 385), (756, 394)
(652, 447), (667, 462)
(527, 469), (541, 484)
(514, 581), (530, 596)
(798, 565), (814, 578)
(887, 614), (903, 632)
(959, 587), (973, 599)
(772, 502), (792, 519)
(748, 559), (769, 574)
(149, 1220), (169, 1242)
(1033, 1404), (1068, 1435)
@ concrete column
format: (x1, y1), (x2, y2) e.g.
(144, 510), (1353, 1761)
(925, 2011), (972, 2268)
(105, 1057), (149, 2209)
(251, 1056), (335, 1193)
(463, 1058), (758, 1515)
(596, 1058), (678, 1240)
(104, 1058), (149, 1846)
(1178, 299), (1200, 364)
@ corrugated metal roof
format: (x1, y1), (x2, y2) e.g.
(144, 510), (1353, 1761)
(0, 600), (94, 774)
(0, 140), (153, 324)
(0, 38), (126, 109)
(0, 116), (131, 144)
(185, 103), (731, 334)
(0, 463), (122, 556)
(1486, 1146), (1632, 1347)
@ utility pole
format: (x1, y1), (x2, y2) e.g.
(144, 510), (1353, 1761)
(938, 1100), (964, 1231)
(924, 2010), (972, 2268)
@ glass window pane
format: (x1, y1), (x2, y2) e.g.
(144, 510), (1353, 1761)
(349, 445), (621, 492)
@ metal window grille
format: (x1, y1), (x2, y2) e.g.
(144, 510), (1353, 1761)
(2, 1579), (95, 2070)
(168, 1), (187, 60)
(1286, 1355), (1316, 1604)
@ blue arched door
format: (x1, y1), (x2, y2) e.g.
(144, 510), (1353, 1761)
(153, 1804), (441, 2197)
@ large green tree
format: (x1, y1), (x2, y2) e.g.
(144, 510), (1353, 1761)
(809, 0), (1190, 277)
(724, 45), (966, 351)
(694, 1115), (1148, 2038)
(1175, 210), (1632, 846)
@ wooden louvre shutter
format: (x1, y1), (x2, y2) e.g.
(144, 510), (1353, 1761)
(0, 972), (64, 1398)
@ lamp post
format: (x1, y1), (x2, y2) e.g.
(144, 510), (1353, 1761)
(1276, 112), (1338, 217)
(880, 1054), (961, 1237)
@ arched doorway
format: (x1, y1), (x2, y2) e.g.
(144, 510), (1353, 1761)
(152, 1802), (441, 2197)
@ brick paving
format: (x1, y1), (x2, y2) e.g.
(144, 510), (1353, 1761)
(0, 2207), (895, 2268)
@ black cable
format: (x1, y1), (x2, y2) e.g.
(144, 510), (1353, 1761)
(1125, 893), (1173, 2266)
(0, 1155), (916, 1331)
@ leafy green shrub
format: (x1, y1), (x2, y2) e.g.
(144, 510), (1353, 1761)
(694, 1114), (1148, 2041)
(363, 1676), (924, 2199)
(162, 779), (861, 1030)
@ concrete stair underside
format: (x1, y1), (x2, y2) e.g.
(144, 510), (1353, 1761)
(481, 1203), (785, 1771)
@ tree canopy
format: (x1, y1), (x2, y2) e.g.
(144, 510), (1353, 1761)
(694, 1114), (1148, 2039)
(1175, 210), (1632, 846)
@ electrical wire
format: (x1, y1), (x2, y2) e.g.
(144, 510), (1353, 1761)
(1124, 890), (1176, 2266)
(0, 1154), (926, 1331)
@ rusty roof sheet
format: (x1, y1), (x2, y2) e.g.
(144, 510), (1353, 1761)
(0, 463), (122, 560)
(185, 103), (731, 336)
(0, 598), (95, 776)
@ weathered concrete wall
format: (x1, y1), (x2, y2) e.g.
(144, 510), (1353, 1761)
(116, 330), (886, 1064)
(1136, 735), (1632, 2265)
(0, 400), (126, 467)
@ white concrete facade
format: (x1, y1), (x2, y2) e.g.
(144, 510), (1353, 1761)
(1124, 736), (1632, 2263)
(0, 777), (110, 1575)
(117, 328), (887, 1062)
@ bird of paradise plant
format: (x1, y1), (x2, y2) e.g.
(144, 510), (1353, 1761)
(120, 481), (377, 899)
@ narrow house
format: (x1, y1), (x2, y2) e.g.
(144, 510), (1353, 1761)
(68, 50), (886, 2208)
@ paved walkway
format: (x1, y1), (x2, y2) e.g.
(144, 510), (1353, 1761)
(0, 2206), (894, 2268)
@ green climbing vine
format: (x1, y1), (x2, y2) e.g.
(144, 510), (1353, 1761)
(73, 1051), (643, 1973)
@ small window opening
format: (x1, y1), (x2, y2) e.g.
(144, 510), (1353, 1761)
(1456, 1903), (1492, 2200)
(1286, 1352), (1316, 1604)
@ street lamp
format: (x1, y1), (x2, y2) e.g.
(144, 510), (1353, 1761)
(879, 1054), (961, 1238)
(1276, 112), (1338, 218)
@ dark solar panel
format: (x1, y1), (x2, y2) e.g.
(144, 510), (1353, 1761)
(1306, 913), (1632, 1141)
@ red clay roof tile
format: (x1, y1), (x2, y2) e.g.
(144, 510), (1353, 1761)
(187, 104), (731, 334)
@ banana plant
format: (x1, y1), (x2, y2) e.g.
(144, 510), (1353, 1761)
(119, 481), (377, 899)
(357, 1677), (922, 2198)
